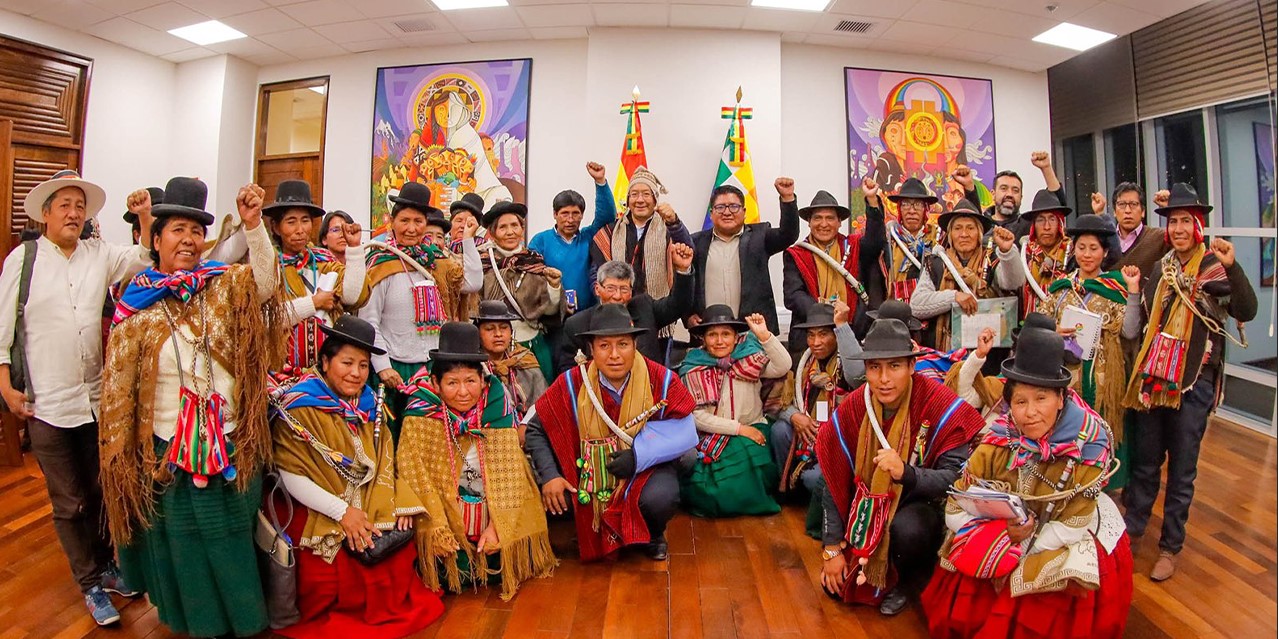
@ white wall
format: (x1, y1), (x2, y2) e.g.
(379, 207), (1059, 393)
(0, 8), (176, 245)
(781, 43), (1052, 206)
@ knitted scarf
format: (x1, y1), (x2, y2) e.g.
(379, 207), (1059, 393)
(112, 261), (229, 326)
(489, 344), (541, 412)
(596, 216), (672, 300)
(276, 373), (377, 434)
(984, 390), (1110, 470)
(1125, 245), (1227, 409)
(481, 244), (548, 274)
(1023, 233), (1071, 318)
(366, 238), (447, 270)
(400, 368), (515, 430)
(279, 246), (336, 270)
(882, 222), (936, 301)
(678, 333), (768, 408)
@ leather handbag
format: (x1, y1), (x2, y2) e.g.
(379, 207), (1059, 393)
(255, 474), (300, 629)
(344, 526), (414, 566)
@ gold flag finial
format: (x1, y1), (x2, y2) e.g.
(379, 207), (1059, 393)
(735, 86), (743, 103)
(632, 85), (641, 101)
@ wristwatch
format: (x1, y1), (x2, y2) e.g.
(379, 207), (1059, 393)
(821, 547), (842, 561)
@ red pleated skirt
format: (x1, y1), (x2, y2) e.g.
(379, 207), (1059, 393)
(921, 533), (1133, 639)
(277, 507), (445, 639)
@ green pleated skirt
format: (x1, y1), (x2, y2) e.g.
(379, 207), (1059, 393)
(118, 459), (266, 638)
(681, 421), (781, 518)
(518, 334), (555, 385)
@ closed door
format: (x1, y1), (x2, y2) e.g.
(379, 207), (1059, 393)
(255, 77), (329, 228)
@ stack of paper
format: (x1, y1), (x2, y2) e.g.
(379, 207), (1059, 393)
(948, 482), (1029, 521)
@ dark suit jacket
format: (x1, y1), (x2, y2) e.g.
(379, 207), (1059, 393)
(690, 197), (801, 335)
(555, 269), (693, 376)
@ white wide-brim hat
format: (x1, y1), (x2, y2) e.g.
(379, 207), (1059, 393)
(24, 169), (106, 222)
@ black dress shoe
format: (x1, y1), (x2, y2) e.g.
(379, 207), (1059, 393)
(645, 536), (669, 561)
(878, 587), (909, 616)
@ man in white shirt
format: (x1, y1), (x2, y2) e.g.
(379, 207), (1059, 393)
(0, 170), (151, 625)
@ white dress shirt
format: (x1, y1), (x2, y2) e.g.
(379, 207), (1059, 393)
(0, 236), (150, 428)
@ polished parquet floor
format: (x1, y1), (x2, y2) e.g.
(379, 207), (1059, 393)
(0, 418), (1273, 639)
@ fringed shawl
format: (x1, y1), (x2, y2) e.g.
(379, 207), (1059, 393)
(365, 246), (469, 323)
(395, 375), (556, 600)
(100, 265), (288, 544)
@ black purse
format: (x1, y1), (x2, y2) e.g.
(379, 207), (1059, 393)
(345, 527), (414, 566)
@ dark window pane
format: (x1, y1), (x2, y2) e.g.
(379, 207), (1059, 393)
(1061, 134), (1096, 214)
(1155, 112), (1208, 201)
(1104, 123), (1143, 189)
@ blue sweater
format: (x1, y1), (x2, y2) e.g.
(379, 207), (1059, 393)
(529, 182), (617, 313)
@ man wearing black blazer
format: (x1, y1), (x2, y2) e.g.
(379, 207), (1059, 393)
(554, 247), (695, 376)
(689, 178), (801, 336)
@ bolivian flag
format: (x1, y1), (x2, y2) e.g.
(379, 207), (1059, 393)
(704, 104), (760, 229)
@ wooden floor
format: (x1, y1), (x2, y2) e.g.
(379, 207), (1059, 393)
(1, 418), (1274, 639)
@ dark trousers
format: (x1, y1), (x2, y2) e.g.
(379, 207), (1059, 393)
(888, 500), (945, 591)
(638, 462), (681, 540)
(28, 418), (114, 592)
(1123, 368), (1216, 554)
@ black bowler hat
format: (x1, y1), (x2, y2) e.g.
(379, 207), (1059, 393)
(391, 182), (442, 217)
(1021, 189), (1071, 224)
(450, 192), (485, 217)
(1016, 312), (1080, 366)
(867, 300), (923, 332)
(319, 315), (386, 356)
(1065, 214), (1116, 239)
(792, 303), (837, 330)
(124, 186), (164, 225)
(472, 300), (521, 325)
(689, 304), (747, 336)
(428, 322), (490, 366)
(886, 177), (938, 205)
(151, 177), (214, 226)
(425, 208), (452, 234)
(1001, 326), (1072, 387)
(798, 190), (851, 221)
(850, 318), (924, 361)
(1154, 183), (1213, 217)
(263, 180), (325, 218)
(481, 201), (528, 229)
(578, 303), (647, 338)
(937, 199), (993, 234)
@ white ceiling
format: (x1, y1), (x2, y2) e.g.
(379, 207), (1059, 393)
(0, 0), (1211, 71)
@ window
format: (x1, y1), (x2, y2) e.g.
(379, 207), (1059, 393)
(1103, 124), (1143, 191)
(254, 76), (329, 213)
(1154, 112), (1208, 202)
(1061, 134), (1096, 214)
(262, 85), (326, 155)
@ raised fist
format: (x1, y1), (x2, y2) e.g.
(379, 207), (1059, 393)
(237, 183), (266, 230)
(951, 165), (974, 190)
(586, 161), (606, 185)
(1030, 151), (1052, 170)
(1090, 192), (1106, 216)
(861, 176), (880, 205)
(670, 242), (694, 272)
(774, 177), (796, 202)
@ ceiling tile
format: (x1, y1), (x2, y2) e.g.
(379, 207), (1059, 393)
(126, 2), (207, 30)
(865, 37), (934, 55)
(803, 32), (873, 48)
(936, 47), (996, 64)
(589, 0), (668, 4)
(31, 1), (115, 30)
(356, 0), (436, 18)
(243, 48), (298, 65)
(87, 16), (192, 54)
(528, 25), (589, 38)
(176, 0), (268, 19)
(506, 0), (586, 5)
(988, 55), (1050, 72)
(674, 0), (749, 5)
(220, 7), (302, 34)
(947, 0), (1098, 21)
(976, 8), (1059, 38)
(398, 31), (470, 46)
(205, 35), (279, 55)
(465, 27), (532, 41)
(741, 7), (819, 32)
(940, 29), (1023, 57)
(342, 38), (408, 52)
(1109, 0), (1208, 19)
(875, 18), (954, 43)
(515, 4), (593, 28)
(85, 0), (168, 14)
(901, 0), (981, 29)
(376, 13), (443, 36)
(439, 6), (524, 30)
(277, 0), (364, 26)
(826, 0), (917, 19)
(161, 46), (217, 62)
(592, 4), (668, 27)
(279, 41), (346, 58)
(779, 31), (807, 43)
(6, 0), (58, 15)
(668, 4), (745, 29)
(1069, 2), (1161, 34)
(261, 0), (310, 5)
(258, 26), (332, 51)
(313, 19), (395, 42)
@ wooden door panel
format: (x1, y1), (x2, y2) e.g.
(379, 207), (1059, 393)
(0, 36), (90, 148)
(257, 156), (322, 207)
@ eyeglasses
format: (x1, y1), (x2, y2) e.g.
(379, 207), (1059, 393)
(712, 203), (743, 214)
(600, 285), (632, 295)
(1115, 201), (1143, 210)
(327, 225), (344, 234)
(897, 200), (926, 211)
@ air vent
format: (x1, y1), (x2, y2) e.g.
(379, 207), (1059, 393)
(833, 20), (875, 34)
(393, 18), (435, 33)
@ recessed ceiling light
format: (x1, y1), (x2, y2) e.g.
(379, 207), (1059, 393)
(430, 0), (508, 10)
(750, 0), (831, 11)
(1032, 22), (1117, 51)
(168, 20), (247, 46)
